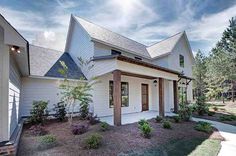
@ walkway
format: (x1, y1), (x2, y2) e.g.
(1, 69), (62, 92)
(192, 117), (236, 156)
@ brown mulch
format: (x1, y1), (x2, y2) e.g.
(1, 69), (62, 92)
(193, 113), (236, 126)
(18, 118), (224, 156)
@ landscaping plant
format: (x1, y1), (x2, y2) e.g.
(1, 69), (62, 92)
(100, 122), (109, 131)
(85, 133), (102, 149)
(195, 96), (208, 115)
(194, 121), (213, 133)
(29, 100), (48, 124)
(58, 58), (98, 125)
(38, 134), (57, 150)
(162, 120), (172, 129)
(138, 119), (148, 127)
(155, 116), (163, 122)
(219, 114), (236, 121)
(139, 122), (152, 138)
(178, 103), (193, 121)
(71, 123), (89, 135)
(87, 113), (100, 125)
(53, 101), (67, 121)
(172, 115), (181, 123)
(207, 111), (215, 116)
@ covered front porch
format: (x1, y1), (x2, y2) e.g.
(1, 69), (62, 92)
(100, 111), (176, 125)
(92, 55), (181, 126)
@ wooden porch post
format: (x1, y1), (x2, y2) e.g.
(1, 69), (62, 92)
(173, 80), (178, 113)
(159, 78), (164, 117)
(113, 70), (121, 126)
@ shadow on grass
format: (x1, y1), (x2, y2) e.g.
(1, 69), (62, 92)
(119, 137), (221, 156)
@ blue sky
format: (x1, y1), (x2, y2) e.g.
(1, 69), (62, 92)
(0, 0), (236, 55)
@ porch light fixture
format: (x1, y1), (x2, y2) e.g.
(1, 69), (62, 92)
(153, 80), (158, 86)
(10, 45), (21, 54)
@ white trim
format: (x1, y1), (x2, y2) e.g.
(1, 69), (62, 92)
(27, 75), (87, 82)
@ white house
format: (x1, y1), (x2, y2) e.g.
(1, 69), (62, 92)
(0, 14), (194, 154)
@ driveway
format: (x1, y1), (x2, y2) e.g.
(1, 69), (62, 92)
(192, 117), (236, 156)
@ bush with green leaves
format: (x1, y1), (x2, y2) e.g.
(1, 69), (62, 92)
(162, 120), (172, 129)
(194, 121), (213, 133)
(195, 96), (208, 115)
(172, 115), (181, 123)
(87, 113), (100, 125)
(85, 133), (102, 149)
(139, 123), (152, 138)
(207, 111), (215, 116)
(53, 101), (67, 121)
(100, 122), (109, 131)
(219, 114), (236, 121)
(178, 103), (193, 121)
(138, 119), (148, 127)
(155, 116), (162, 122)
(29, 101), (48, 124)
(38, 134), (57, 150)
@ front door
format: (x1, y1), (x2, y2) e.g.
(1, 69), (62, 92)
(142, 84), (149, 111)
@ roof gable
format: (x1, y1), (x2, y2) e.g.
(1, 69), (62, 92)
(29, 45), (85, 80)
(73, 15), (150, 58)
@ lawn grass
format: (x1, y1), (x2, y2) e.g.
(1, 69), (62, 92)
(121, 138), (221, 156)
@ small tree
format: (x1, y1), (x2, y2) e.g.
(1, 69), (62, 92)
(58, 58), (97, 125)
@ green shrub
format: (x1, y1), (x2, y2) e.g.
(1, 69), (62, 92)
(155, 116), (162, 122)
(178, 103), (193, 121)
(100, 122), (109, 131)
(213, 106), (218, 111)
(207, 111), (215, 116)
(85, 133), (102, 149)
(138, 119), (148, 127)
(194, 121), (213, 133)
(40, 134), (56, 144)
(172, 115), (181, 123)
(38, 135), (57, 150)
(30, 101), (48, 124)
(139, 123), (152, 138)
(53, 101), (67, 121)
(162, 120), (172, 129)
(219, 114), (236, 121)
(195, 96), (208, 115)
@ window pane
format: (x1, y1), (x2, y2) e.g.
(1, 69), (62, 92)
(109, 81), (129, 107)
(179, 55), (184, 67)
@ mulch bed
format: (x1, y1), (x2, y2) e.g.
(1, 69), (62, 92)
(192, 113), (236, 126)
(18, 117), (224, 156)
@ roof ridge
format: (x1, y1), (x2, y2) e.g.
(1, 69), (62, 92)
(73, 15), (147, 47)
(147, 31), (184, 48)
(29, 44), (63, 53)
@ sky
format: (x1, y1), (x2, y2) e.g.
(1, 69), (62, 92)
(0, 0), (236, 55)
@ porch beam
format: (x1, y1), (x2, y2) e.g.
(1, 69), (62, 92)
(173, 80), (178, 113)
(113, 70), (121, 126)
(159, 78), (165, 117)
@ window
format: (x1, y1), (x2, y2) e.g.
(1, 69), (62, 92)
(109, 81), (129, 107)
(179, 54), (184, 67)
(134, 56), (142, 60)
(111, 50), (121, 55)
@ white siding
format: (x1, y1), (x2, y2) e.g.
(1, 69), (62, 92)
(152, 55), (170, 68)
(20, 77), (80, 117)
(9, 54), (21, 136)
(164, 80), (174, 112)
(94, 42), (111, 57)
(0, 26), (10, 142)
(93, 74), (156, 117)
(67, 18), (94, 77)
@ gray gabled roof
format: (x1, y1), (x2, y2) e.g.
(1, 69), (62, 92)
(74, 16), (151, 58)
(147, 32), (184, 58)
(29, 45), (85, 79)
(73, 15), (188, 59)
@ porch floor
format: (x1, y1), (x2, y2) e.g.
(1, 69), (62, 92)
(99, 111), (176, 125)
